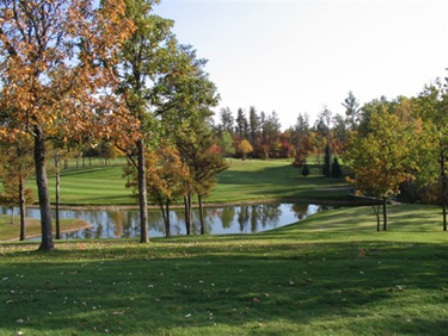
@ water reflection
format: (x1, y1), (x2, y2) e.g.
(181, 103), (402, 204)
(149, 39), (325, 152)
(1, 203), (334, 239)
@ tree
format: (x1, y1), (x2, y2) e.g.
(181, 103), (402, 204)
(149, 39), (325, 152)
(248, 106), (261, 145)
(415, 80), (448, 230)
(157, 45), (222, 235)
(322, 144), (332, 178)
(219, 131), (235, 157)
(342, 91), (361, 130)
(117, 0), (176, 243)
(0, 0), (134, 250)
(237, 139), (254, 160)
(301, 163), (310, 177)
(235, 108), (248, 140)
(218, 107), (234, 134)
(0, 138), (35, 240)
(331, 157), (342, 178)
(344, 110), (416, 231)
(148, 144), (189, 238)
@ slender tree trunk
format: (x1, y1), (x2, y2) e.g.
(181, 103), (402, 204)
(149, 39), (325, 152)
(34, 125), (54, 251)
(166, 199), (171, 238)
(184, 195), (192, 235)
(198, 194), (205, 235)
(158, 200), (168, 237)
(372, 205), (380, 232)
(382, 198), (388, 231)
(137, 139), (149, 243)
(55, 154), (61, 240)
(441, 148), (447, 231)
(19, 177), (26, 241)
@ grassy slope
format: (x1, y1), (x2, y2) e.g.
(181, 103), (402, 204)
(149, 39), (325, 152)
(1, 204), (447, 336)
(30, 159), (350, 206)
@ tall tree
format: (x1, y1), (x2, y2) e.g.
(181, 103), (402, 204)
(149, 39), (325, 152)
(235, 108), (248, 140)
(117, 0), (176, 243)
(342, 91), (361, 130)
(158, 45), (222, 235)
(0, 0), (134, 250)
(415, 80), (448, 230)
(218, 107), (234, 134)
(248, 106), (261, 145)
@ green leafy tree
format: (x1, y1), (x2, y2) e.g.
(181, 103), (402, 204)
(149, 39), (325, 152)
(415, 80), (448, 230)
(344, 109), (417, 231)
(117, 0), (177, 243)
(342, 91), (361, 130)
(220, 131), (235, 157)
(158, 45), (222, 235)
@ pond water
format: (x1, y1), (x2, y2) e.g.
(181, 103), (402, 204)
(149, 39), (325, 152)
(1, 203), (335, 239)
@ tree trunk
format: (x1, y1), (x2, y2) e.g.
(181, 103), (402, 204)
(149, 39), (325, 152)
(382, 198), (388, 231)
(372, 205), (380, 232)
(19, 177), (26, 241)
(198, 194), (205, 235)
(55, 154), (61, 240)
(441, 149), (447, 231)
(34, 125), (54, 251)
(165, 199), (171, 238)
(184, 195), (192, 235)
(137, 139), (149, 243)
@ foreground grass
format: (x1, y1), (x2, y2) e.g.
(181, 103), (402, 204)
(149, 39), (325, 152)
(1, 204), (447, 335)
(27, 159), (349, 206)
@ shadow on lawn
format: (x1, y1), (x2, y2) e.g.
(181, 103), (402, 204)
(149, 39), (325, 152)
(1, 241), (447, 335)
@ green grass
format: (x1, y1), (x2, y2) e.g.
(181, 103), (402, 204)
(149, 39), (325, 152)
(1, 204), (447, 335)
(28, 158), (350, 206)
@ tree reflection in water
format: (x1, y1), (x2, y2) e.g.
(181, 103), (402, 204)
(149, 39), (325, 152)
(11, 203), (334, 240)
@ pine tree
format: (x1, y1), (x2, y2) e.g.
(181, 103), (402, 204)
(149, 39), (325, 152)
(322, 144), (331, 177)
(331, 157), (342, 178)
(301, 164), (310, 177)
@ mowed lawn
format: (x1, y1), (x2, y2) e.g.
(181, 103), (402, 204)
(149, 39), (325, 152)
(27, 159), (350, 206)
(1, 204), (447, 336)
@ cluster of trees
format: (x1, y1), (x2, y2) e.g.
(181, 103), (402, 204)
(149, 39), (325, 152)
(344, 79), (448, 231)
(213, 103), (349, 175)
(0, 0), (227, 250)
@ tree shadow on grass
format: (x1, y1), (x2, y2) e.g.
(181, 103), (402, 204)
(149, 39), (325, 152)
(1, 241), (447, 335)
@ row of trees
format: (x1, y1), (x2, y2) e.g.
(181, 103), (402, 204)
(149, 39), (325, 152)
(0, 0), (227, 249)
(212, 95), (357, 170)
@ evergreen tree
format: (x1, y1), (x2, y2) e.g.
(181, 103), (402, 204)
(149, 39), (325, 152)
(301, 163), (310, 177)
(331, 157), (342, 178)
(322, 144), (332, 177)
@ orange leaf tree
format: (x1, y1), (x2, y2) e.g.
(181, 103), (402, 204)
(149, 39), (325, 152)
(0, 0), (134, 250)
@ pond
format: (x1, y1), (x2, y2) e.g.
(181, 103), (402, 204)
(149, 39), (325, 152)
(1, 203), (335, 239)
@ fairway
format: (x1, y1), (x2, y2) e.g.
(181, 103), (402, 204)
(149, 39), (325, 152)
(1, 204), (447, 336)
(29, 159), (350, 206)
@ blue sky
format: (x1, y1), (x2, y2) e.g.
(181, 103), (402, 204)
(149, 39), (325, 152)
(153, 0), (448, 129)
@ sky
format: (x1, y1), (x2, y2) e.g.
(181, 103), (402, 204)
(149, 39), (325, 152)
(153, 0), (448, 129)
